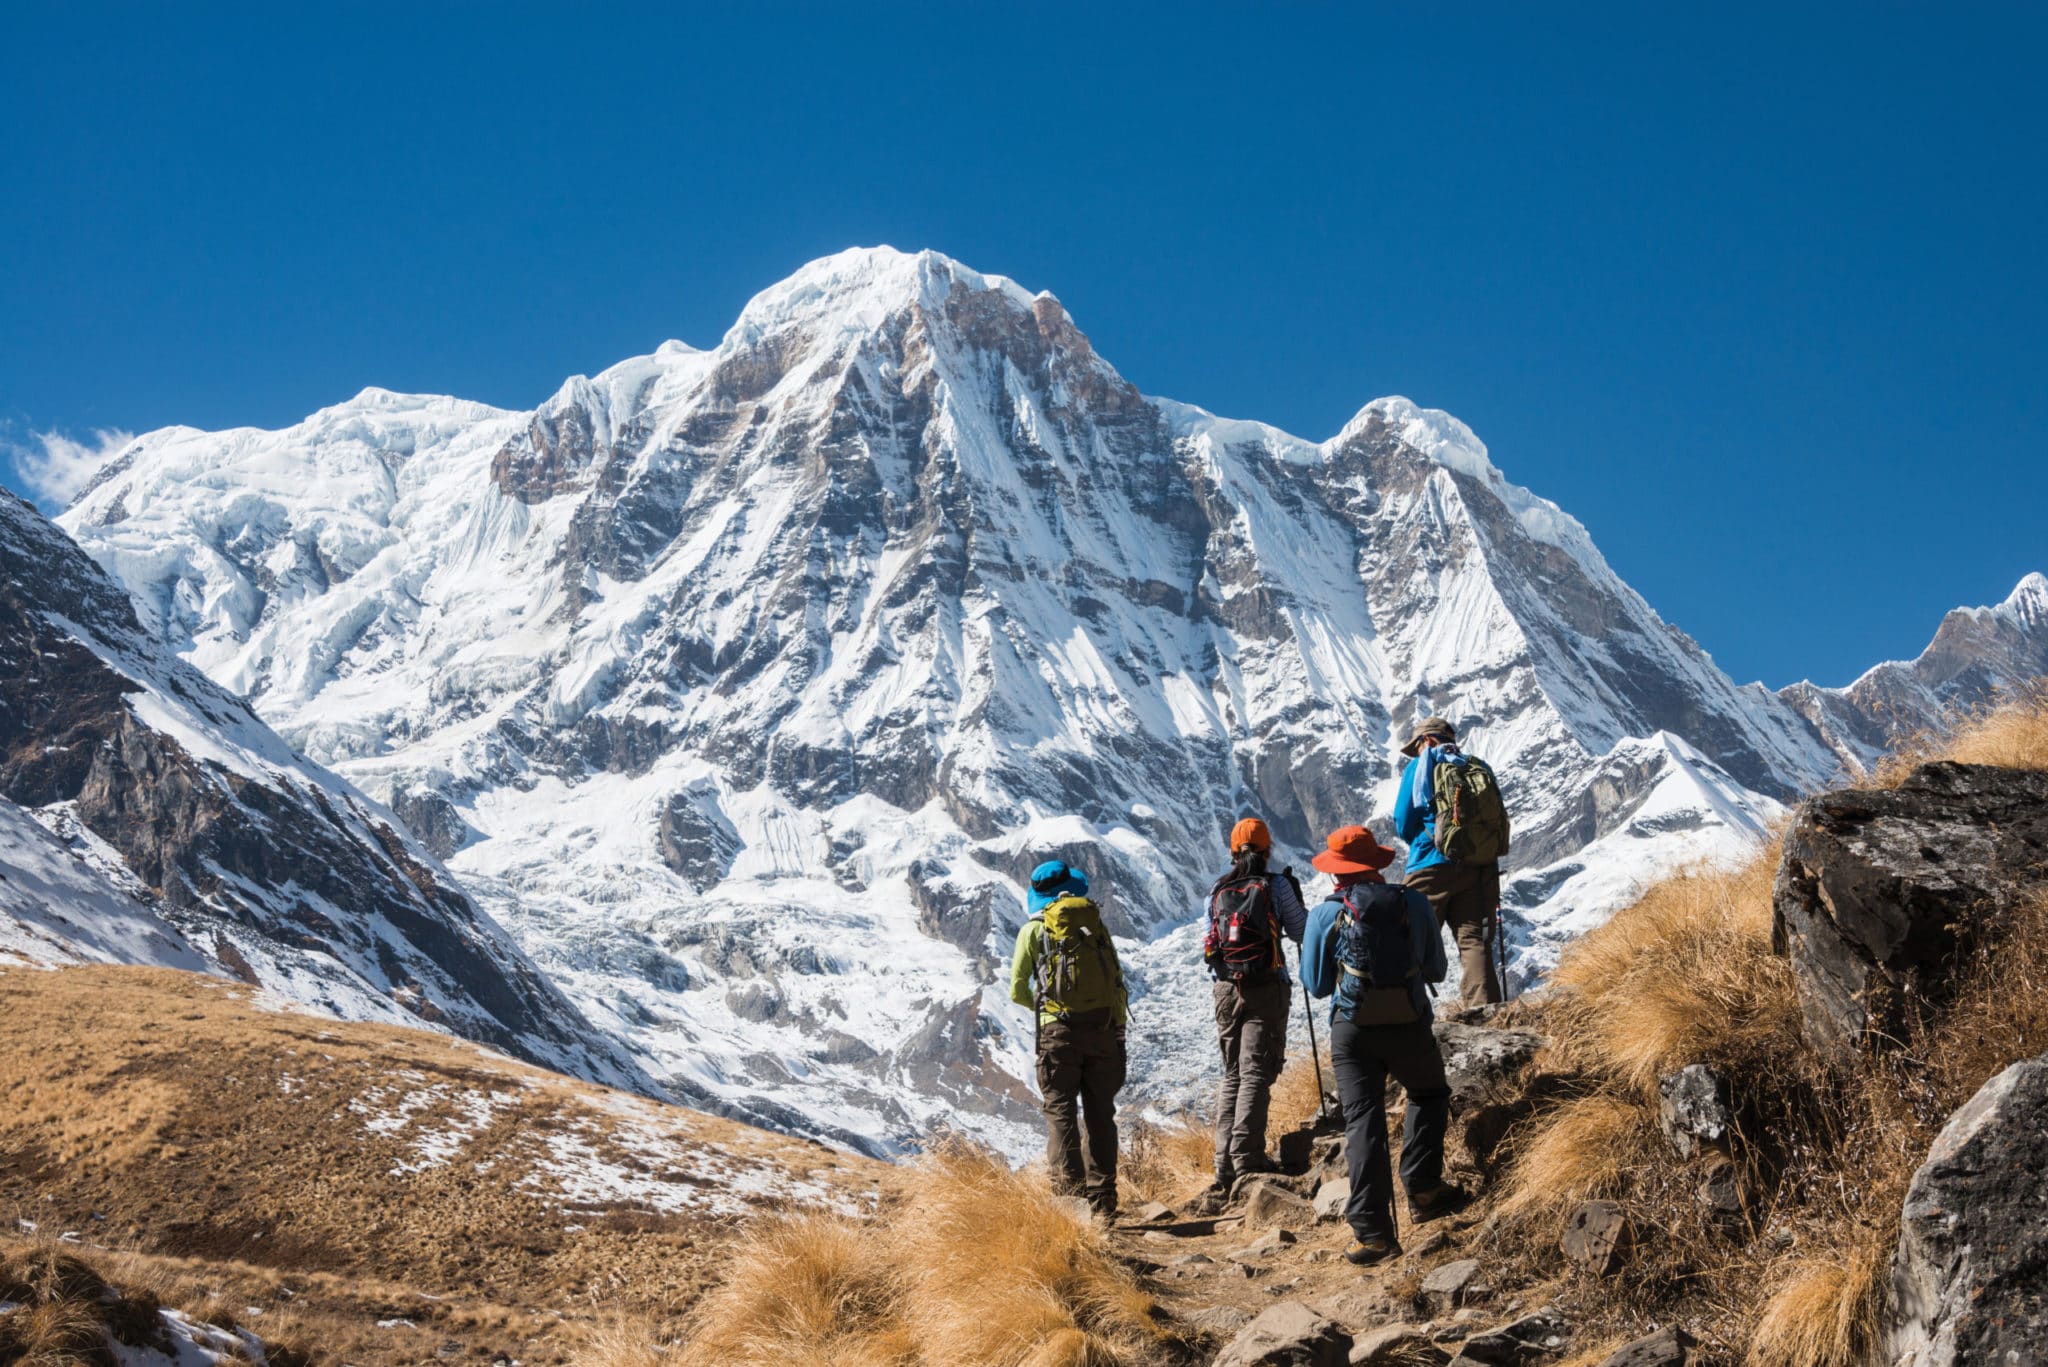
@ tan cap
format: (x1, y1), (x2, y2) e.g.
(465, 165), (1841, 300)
(1400, 717), (1457, 757)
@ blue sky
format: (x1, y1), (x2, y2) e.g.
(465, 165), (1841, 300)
(3, 3), (2042, 687)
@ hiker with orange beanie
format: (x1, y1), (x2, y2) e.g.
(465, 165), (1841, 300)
(1201, 817), (1308, 1194)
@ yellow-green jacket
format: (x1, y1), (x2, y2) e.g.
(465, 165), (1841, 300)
(1008, 895), (1128, 1026)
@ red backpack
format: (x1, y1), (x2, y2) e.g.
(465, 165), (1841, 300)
(1204, 872), (1283, 983)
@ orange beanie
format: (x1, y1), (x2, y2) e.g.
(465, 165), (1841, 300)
(1229, 817), (1272, 853)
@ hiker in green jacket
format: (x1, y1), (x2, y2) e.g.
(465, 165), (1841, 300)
(1009, 859), (1128, 1218)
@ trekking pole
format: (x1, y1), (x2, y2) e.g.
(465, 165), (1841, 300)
(1297, 947), (1327, 1121)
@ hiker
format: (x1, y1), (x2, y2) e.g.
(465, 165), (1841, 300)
(1301, 824), (1467, 1266)
(1008, 859), (1128, 1218)
(1202, 817), (1308, 1193)
(1391, 717), (1511, 1007)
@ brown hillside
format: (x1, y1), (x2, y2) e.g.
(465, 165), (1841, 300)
(0, 963), (885, 1364)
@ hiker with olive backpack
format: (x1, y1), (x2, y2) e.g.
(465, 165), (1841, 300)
(1008, 860), (1128, 1219)
(1391, 717), (1512, 1007)
(1300, 824), (1466, 1267)
(1202, 818), (1308, 1195)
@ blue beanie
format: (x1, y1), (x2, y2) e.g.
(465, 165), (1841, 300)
(1027, 859), (1089, 913)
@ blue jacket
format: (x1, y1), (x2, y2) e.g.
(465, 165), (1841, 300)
(1301, 880), (1447, 1024)
(1392, 743), (1466, 873)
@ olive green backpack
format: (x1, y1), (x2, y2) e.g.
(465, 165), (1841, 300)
(1032, 895), (1124, 1019)
(1432, 756), (1511, 865)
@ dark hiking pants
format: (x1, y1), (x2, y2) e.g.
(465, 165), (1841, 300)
(1407, 862), (1504, 1007)
(1038, 1011), (1126, 1213)
(1212, 977), (1291, 1179)
(1330, 1013), (1451, 1243)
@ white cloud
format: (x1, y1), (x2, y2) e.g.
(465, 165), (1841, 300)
(9, 427), (136, 509)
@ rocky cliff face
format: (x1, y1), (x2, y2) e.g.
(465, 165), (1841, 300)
(46, 248), (2048, 1152)
(0, 490), (644, 1091)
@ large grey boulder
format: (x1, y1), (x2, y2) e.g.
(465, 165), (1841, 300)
(1888, 1052), (2048, 1365)
(1213, 1300), (1353, 1367)
(1772, 763), (2048, 1064)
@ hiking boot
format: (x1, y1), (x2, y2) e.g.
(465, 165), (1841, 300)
(1344, 1235), (1401, 1267)
(1408, 1182), (1472, 1223)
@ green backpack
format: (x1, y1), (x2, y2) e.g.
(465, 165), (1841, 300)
(1432, 755), (1511, 865)
(1032, 896), (1124, 1019)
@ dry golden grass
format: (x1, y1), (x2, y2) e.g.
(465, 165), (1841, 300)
(1547, 842), (1800, 1092)
(0, 963), (884, 1365)
(1119, 1114), (1215, 1206)
(1485, 686), (2048, 1361)
(661, 1143), (1175, 1367)
(1746, 1242), (1889, 1367)
(0, 1235), (309, 1367)
(1494, 1093), (1659, 1236)
(1268, 1042), (1335, 1135)
(1871, 680), (2048, 785)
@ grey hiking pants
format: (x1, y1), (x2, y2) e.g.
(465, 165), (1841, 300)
(1408, 862), (1503, 1007)
(1037, 1011), (1126, 1213)
(1330, 1013), (1451, 1243)
(1212, 977), (1291, 1178)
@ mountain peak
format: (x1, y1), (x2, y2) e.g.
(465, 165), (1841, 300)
(2003, 571), (2048, 621)
(726, 246), (1044, 346)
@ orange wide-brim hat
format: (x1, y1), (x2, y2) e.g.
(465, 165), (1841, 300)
(1309, 824), (1397, 876)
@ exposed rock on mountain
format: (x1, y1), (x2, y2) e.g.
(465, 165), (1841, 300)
(1781, 572), (2048, 768)
(0, 490), (642, 1089)
(1772, 761), (2048, 1063)
(46, 248), (2048, 1150)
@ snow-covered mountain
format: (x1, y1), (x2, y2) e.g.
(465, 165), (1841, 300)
(47, 248), (2046, 1152)
(0, 489), (645, 1091)
(1781, 572), (2048, 769)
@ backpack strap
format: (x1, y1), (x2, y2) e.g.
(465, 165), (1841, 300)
(1027, 912), (1050, 1016)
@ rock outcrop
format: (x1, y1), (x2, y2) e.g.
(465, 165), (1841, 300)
(1889, 1051), (2048, 1366)
(1772, 762), (2048, 1063)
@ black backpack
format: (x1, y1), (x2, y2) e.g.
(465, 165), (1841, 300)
(1335, 882), (1422, 1025)
(1204, 872), (1283, 983)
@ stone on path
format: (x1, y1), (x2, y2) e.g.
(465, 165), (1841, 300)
(1419, 1257), (1483, 1313)
(1227, 1228), (1299, 1263)
(1213, 1300), (1353, 1367)
(1561, 1199), (1630, 1275)
(1596, 1325), (1695, 1366)
(1350, 1322), (1449, 1364)
(1242, 1177), (1319, 1231)
(1448, 1309), (1570, 1366)
(1313, 1177), (1351, 1221)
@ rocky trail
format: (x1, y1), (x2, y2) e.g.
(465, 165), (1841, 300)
(1101, 1016), (1610, 1367)
(1088, 748), (2048, 1367)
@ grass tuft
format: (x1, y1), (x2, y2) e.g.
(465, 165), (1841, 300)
(666, 1141), (1174, 1366)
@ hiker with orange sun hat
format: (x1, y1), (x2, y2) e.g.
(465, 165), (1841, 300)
(1301, 824), (1466, 1267)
